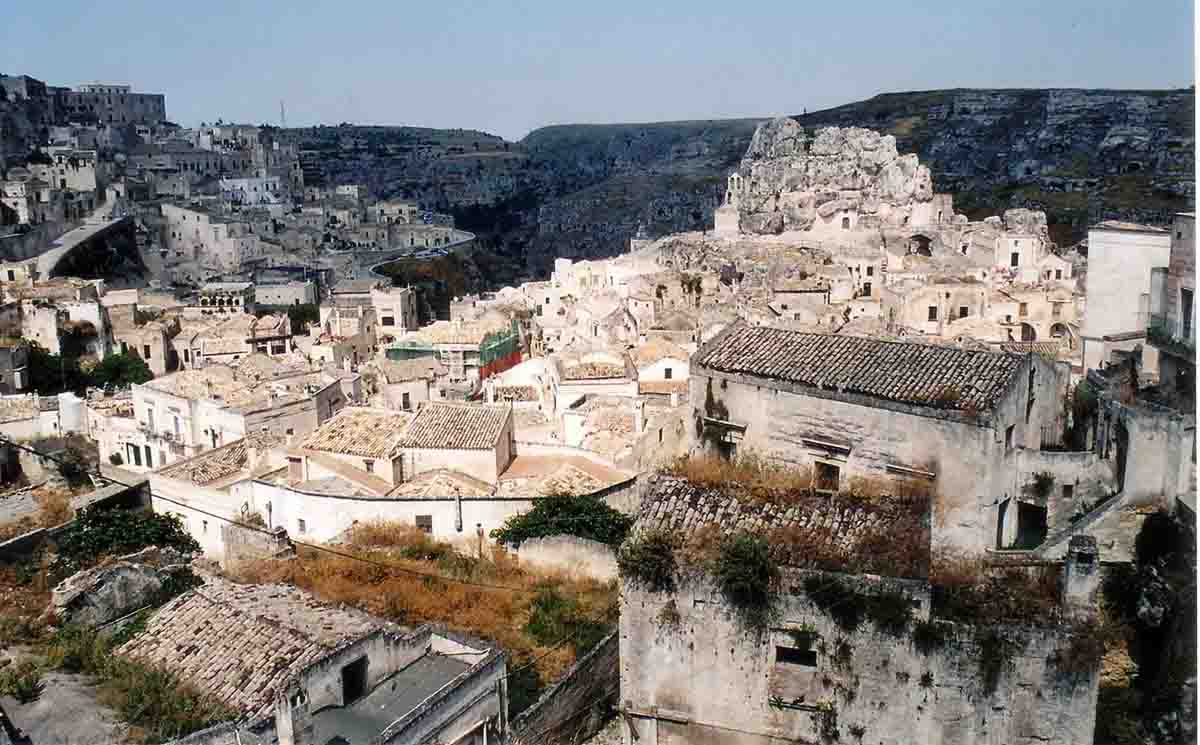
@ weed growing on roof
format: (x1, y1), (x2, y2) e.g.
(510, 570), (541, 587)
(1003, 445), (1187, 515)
(711, 531), (780, 630)
(0, 662), (43, 703)
(617, 528), (679, 593)
(664, 453), (812, 504)
(52, 508), (199, 578)
(930, 552), (1060, 626)
(919, 671), (935, 688)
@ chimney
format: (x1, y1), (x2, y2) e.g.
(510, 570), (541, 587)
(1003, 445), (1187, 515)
(1062, 535), (1101, 623)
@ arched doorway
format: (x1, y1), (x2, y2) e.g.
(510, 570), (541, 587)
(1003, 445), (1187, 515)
(1050, 322), (1072, 349)
(907, 235), (933, 257)
(1021, 323), (1037, 342)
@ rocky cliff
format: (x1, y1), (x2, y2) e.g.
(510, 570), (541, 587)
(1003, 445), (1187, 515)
(289, 88), (1194, 278)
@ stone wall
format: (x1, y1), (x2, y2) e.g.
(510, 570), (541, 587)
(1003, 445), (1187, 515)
(620, 570), (1099, 745)
(219, 523), (294, 570)
(510, 631), (619, 745)
(514, 535), (618, 581)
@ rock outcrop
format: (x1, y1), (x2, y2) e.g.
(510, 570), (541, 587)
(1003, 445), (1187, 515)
(733, 119), (935, 234)
(49, 546), (193, 627)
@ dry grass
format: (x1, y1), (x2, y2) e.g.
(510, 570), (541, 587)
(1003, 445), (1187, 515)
(930, 552), (1061, 625)
(226, 524), (617, 701)
(664, 453), (812, 503)
(36, 487), (74, 527)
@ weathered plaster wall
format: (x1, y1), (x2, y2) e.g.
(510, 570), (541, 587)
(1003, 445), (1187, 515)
(510, 631), (618, 745)
(514, 535), (618, 581)
(620, 571), (1098, 745)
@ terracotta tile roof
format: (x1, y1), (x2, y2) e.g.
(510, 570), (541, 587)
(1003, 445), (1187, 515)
(299, 407), (412, 459)
(695, 323), (1024, 413)
(157, 431), (283, 485)
(398, 402), (510, 450)
(116, 576), (395, 722)
(379, 357), (446, 383)
(632, 475), (929, 573)
(387, 469), (495, 498)
(630, 339), (688, 368)
(638, 380), (689, 396)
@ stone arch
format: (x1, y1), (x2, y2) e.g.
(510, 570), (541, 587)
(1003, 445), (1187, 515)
(1020, 322), (1037, 342)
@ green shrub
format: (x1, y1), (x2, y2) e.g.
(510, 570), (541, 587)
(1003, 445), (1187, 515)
(52, 508), (199, 576)
(524, 585), (612, 655)
(0, 662), (44, 703)
(712, 532), (779, 629)
(492, 495), (633, 548)
(617, 529), (678, 593)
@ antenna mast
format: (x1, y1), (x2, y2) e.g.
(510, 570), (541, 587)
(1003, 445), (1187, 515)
(280, 100), (287, 128)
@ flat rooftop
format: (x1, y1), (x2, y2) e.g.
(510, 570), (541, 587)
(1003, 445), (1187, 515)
(310, 654), (470, 745)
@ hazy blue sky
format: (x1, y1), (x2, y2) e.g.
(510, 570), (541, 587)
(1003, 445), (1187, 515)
(3, 0), (1193, 140)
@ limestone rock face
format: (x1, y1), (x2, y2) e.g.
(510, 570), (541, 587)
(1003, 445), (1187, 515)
(734, 119), (937, 235)
(49, 546), (192, 627)
(1002, 208), (1050, 240)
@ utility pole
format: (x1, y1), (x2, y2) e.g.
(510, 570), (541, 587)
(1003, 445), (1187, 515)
(280, 100), (287, 129)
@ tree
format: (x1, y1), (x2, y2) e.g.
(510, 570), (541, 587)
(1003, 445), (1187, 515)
(89, 352), (153, 389)
(491, 494), (633, 548)
(27, 343), (84, 395)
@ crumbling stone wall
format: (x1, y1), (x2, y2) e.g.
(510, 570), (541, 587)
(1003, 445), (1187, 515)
(510, 631), (618, 745)
(515, 535), (618, 581)
(620, 571), (1098, 745)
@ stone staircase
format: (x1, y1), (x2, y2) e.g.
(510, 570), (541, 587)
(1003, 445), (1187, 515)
(1034, 491), (1130, 560)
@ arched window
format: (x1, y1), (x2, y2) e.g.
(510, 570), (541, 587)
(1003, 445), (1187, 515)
(841, 216), (850, 230)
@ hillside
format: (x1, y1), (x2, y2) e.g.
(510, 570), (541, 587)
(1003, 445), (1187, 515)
(275, 88), (1196, 279)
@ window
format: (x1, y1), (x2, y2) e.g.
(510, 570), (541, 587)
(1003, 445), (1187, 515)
(1019, 303), (1028, 318)
(841, 216), (850, 230)
(363, 459), (374, 474)
(5, 271), (12, 281)
(381, 315), (395, 326)
(401, 392), (411, 410)
(775, 645), (817, 668)
(927, 306), (938, 322)
(415, 515), (433, 534)
(202, 520), (208, 534)
(862, 282), (871, 296)
(959, 306), (968, 319)
(1005, 425), (1015, 452)
(183, 349), (191, 363)
(143, 345), (152, 359)
(298, 519), (306, 534)
(866, 266), (874, 277)
(664, 367), (673, 380)
(1055, 269), (1063, 280)
(659, 428), (663, 443)
(814, 462), (840, 492)
(1010, 252), (1020, 267)
(144, 445), (153, 468)
(780, 304), (788, 310)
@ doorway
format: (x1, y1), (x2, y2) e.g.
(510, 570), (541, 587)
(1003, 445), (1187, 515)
(341, 657), (368, 705)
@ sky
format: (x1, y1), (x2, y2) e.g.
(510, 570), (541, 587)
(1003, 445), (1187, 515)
(2, 0), (1193, 141)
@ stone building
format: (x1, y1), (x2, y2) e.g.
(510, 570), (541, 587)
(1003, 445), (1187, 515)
(1148, 212), (1196, 397)
(1081, 221), (1172, 372)
(618, 479), (1101, 745)
(372, 286), (420, 335)
(689, 323), (1070, 554)
(55, 83), (166, 125)
(116, 576), (506, 745)
(0, 339), (30, 394)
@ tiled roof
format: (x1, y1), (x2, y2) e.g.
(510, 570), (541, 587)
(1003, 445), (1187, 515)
(630, 339), (688, 368)
(387, 469), (495, 498)
(299, 407), (412, 459)
(116, 576), (394, 722)
(398, 402), (510, 450)
(638, 380), (689, 396)
(632, 475), (929, 573)
(379, 357), (446, 383)
(157, 432), (283, 485)
(695, 323), (1024, 413)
